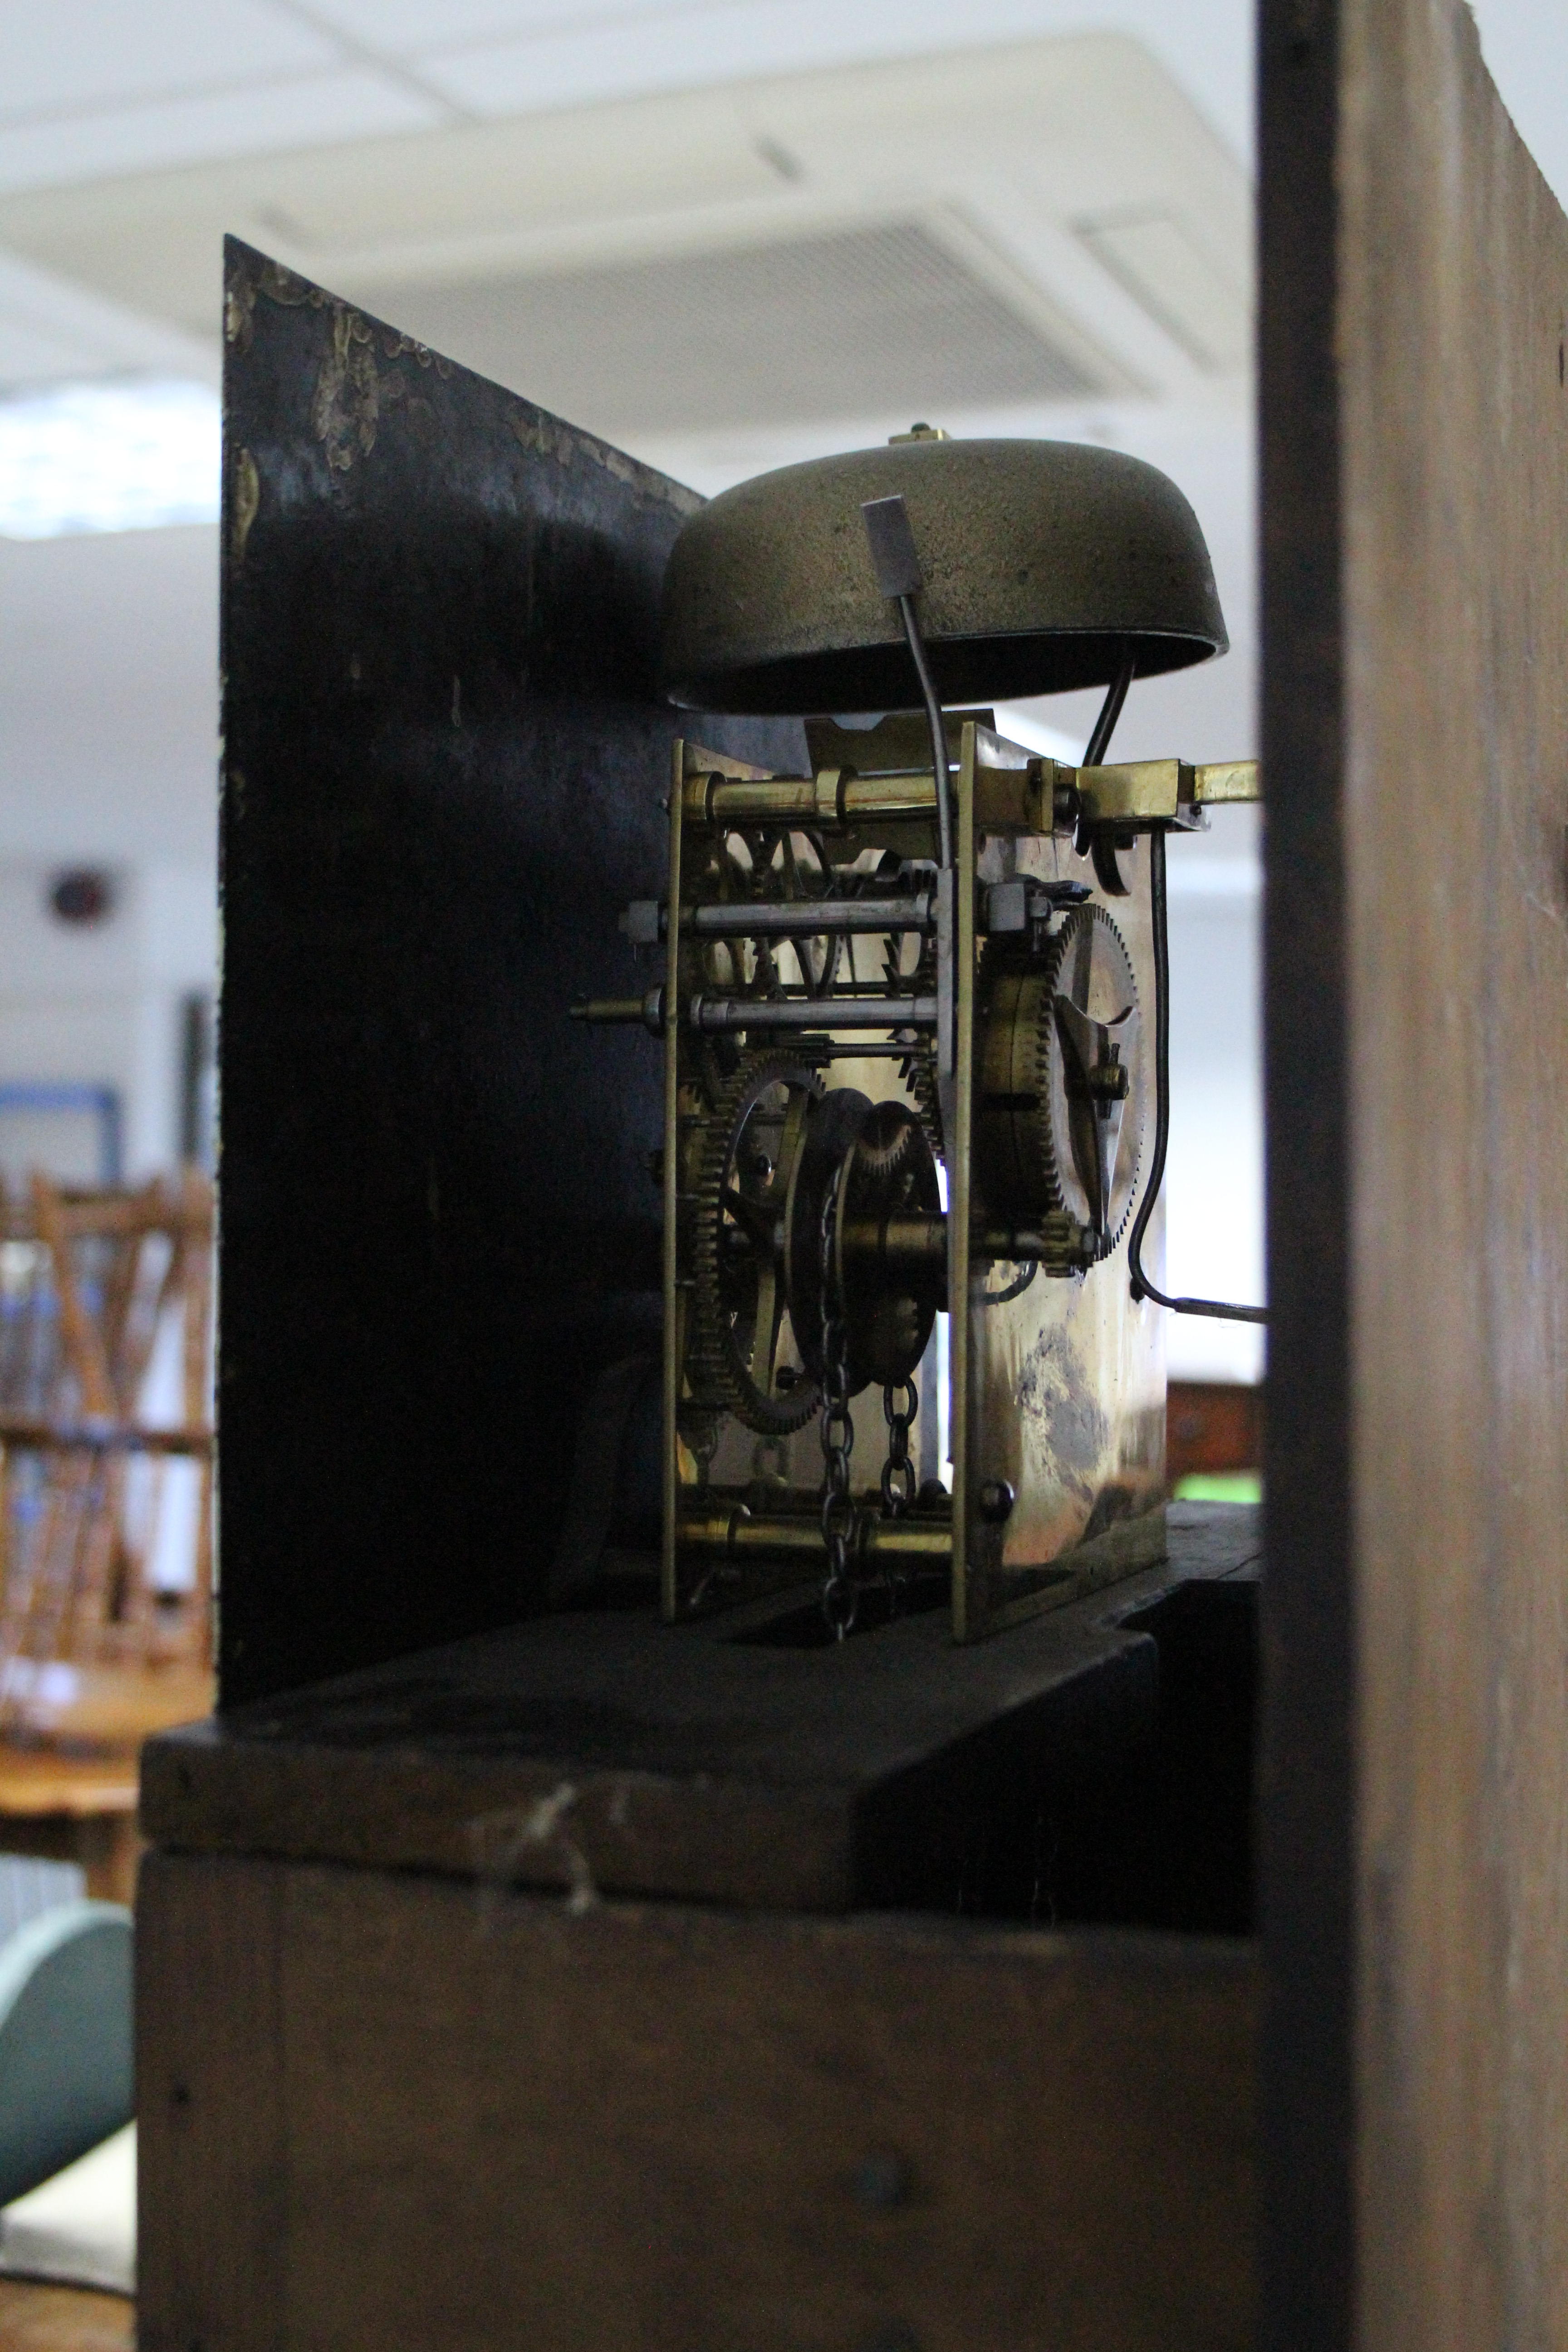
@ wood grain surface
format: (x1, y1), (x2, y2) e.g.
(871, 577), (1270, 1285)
(1262, 1), (1568, 2344)
(137, 1851), (1256, 2352)
(0, 2281), (133, 2352)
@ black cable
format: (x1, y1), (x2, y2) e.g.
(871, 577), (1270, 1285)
(1083, 646), (1136, 768)
(1127, 828), (1268, 1325)
(1080, 648), (1137, 893)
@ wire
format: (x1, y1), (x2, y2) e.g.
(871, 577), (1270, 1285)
(1083, 647), (1136, 767)
(1080, 650), (1137, 894)
(1126, 829), (1268, 1324)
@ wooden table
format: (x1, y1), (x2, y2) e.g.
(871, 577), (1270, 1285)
(0, 1752), (140, 1906)
(0, 1667), (215, 1903)
(0, 2279), (132, 2351)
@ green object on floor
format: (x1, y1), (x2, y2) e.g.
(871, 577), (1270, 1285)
(0, 1902), (132, 2206)
(1174, 1472), (1263, 1504)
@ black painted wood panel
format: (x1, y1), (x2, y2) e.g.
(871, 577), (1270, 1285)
(218, 240), (792, 1705)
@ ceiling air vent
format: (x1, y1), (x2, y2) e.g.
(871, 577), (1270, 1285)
(385, 220), (1111, 438)
(1076, 210), (1250, 375)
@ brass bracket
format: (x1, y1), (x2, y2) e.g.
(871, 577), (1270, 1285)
(1050, 756), (1261, 831)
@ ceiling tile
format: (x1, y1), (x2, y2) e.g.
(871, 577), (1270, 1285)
(224, 95), (779, 255)
(1078, 211), (1250, 374)
(0, 71), (445, 196)
(0, 0), (340, 121)
(0, 28), (1249, 410)
(412, 0), (1248, 152)
(292, 0), (593, 53)
(418, 0), (1052, 116)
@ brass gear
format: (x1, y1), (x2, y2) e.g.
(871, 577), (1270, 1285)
(903, 1050), (945, 1162)
(835, 1101), (942, 1386)
(849, 1097), (925, 1180)
(688, 1049), (823, 1434)
(975, 904), (1144, 1252)
(782, 1092), (941, 1395)
(885, 931), (944, 1161)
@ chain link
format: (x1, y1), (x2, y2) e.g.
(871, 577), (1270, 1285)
(685, 1411), (718, 1490)
(880, 1377), (919, 1516)
(818, 1160), (857, 1640)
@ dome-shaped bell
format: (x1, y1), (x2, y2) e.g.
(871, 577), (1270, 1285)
(659, 436), (1228, 715)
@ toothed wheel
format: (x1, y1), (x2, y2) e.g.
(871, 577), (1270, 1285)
(975, 904), (1145, 1254)
(886, 933), (944, 1162)
(848, 1097), (924, 1180)
(902, 1051), (944, 1163)
(835, 1101), (943, 1385)
(688, 1051), (823, 1434)
(781, 1093), (942, 1393)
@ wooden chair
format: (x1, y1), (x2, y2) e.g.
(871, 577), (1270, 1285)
(0, 1175), (216, 1896)
(0, 1173), (214, 1699)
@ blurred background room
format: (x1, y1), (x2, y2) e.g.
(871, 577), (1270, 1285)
(0, 0), (1560, 2335)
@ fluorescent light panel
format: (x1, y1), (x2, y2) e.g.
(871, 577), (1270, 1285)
(0, 377), (220, 539)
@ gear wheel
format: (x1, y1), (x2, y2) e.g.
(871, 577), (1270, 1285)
(903, 1051), (945, 1162)
(835, 1101), (943, 1386)
(885, 933), (944, 1161)
(975, 903), (1144, 1254)
(688, 1050), (823, 1434)
(782, 1092), (941, 1395)
(848, 1097), (925, 1181)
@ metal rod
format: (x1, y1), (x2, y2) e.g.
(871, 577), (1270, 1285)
(859, 491), (953, 872)
(691, 892), (935, 937)
(839, 1214), (949, 1276)
(816, 1041), (934, 1059)
(690, 995), (937, 1033)
(678, 1509), (951, 1562)
(684, 769), (940, 828)
(897, 595), (955, 873)
(570, 991), (663, 1032)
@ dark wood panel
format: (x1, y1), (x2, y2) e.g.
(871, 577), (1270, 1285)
(136, 1851), (285, 2350)
(142, 1502), (1258, 1920)
(1262, 2), (1568, 2343)
(218, 241), (795, 1706)
(138, 1851), (1257, 2352)
(1258, 0), (1355, 2341)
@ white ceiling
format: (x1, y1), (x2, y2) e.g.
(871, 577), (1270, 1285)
(0, 1), (1252, 196)
(0, 30), (1253, 433)
(0, 0), (1558, 880)
(0, 15), (1260, 886)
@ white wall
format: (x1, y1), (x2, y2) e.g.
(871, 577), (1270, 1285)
(0, 521), (219, 1181)
(0, 858), (216, 1185)
(1164, 855), (1264, 1382)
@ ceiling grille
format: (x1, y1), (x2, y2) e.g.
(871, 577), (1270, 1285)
(383, 220), (1107, 438)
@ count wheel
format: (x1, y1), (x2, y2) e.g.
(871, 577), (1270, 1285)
(687, 1051), (823, 1434)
